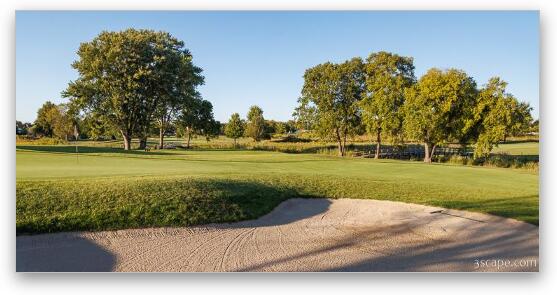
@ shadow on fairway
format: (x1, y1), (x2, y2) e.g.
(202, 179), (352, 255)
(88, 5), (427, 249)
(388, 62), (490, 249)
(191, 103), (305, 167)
(16, 234), (116, 272)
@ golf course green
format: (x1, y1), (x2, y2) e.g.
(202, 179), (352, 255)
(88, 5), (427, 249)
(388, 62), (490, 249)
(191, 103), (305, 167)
(16, 144), (539, 234)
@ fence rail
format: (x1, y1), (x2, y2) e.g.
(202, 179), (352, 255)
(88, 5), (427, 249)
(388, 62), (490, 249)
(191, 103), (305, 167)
(352, 145), (472, 160)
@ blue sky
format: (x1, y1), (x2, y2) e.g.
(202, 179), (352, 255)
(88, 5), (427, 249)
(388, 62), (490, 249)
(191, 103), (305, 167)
(16, 11), (539, 122)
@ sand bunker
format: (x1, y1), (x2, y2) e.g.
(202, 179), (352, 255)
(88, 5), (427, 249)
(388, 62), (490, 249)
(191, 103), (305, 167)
(16, 198), (539, 272)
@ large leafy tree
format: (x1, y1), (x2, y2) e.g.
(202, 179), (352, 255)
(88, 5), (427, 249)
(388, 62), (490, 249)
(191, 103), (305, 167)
(32, 102), (74, 140)
(82, 112), (119, 140)
(154, 51), (204, 149)
(470, 77), (532, 158)
(292, 96), (318, 131)
(361, 51), (415, 159)
(176, 98), (218, 148)
(224, 113), (245, 147)
(300, 58), (365, 156)
(50, 104), (75, 140)
(508, 99), (533, 140)
(403, 68), (478, 162)
(63, 29), (203, 150)
(245, 105), (266, 142)
(33, 101), (58, 137)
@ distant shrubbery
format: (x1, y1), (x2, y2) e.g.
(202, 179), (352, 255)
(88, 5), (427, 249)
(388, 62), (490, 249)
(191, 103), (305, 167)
(16, 135), (67, 146)
(435, 153), (538, 171)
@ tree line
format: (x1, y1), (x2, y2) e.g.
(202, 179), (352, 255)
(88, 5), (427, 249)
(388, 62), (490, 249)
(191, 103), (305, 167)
(19, 99), (297, 149)
(294, 51), (535, 161)
(17, 30), (535, 160)
(222, 106), (297, 146)
(18, 29), (300, 150)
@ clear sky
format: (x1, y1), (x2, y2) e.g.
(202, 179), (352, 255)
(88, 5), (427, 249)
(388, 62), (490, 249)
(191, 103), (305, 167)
(16, 11), (539, 123)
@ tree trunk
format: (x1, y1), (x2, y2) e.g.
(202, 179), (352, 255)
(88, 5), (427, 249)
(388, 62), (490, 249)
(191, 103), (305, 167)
(187, 132), (192, 149)
(424, 142), (431, 163)
(424, 142), (436, 163)
(73, 125), (79, 141)
(336, 129), (344, 157)
(343, 133), (347, 156)
(234, 138), (237, 148)
(159, 127), (165, 149)
(337, 141), (344, 156)
(374, 129), (381, 159)
(139, 136), (147, 150)
(121, 130), (132, 150)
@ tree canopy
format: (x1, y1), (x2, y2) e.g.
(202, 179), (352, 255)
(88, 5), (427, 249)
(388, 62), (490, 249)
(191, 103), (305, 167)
(301, 58), (365, 156)
(224, 113), (245, 147)
(245, 105), (266, 142)
(33, 101), (58, 137)
(21, 43), (535, 163)
(177, 98), (218, 148)
(63, 29), (203, 150)
(360, 51), (415, 158)
(403, 68), (478, 162)
(471, 77), (533, 158)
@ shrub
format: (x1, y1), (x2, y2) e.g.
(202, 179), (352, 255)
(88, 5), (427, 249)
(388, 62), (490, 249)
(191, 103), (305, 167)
(16, 136), (67, 146)
(438, 153), (538, 171)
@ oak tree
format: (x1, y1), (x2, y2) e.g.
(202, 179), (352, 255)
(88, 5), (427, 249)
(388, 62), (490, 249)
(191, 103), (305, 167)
(403, 68), (477, 162)
(177, 98), (217, 148)
(361, 51), (415, 159)
(63, 29), (203, 150)
(300, 58), (365, 156)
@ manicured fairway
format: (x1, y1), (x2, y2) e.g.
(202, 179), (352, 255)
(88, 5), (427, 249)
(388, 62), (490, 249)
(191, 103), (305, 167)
(492, 141), (539, 155)
(16, 145), (539, 234)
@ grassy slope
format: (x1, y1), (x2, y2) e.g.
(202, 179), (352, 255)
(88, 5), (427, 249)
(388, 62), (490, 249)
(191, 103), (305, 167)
(16, 146), (539, 234)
